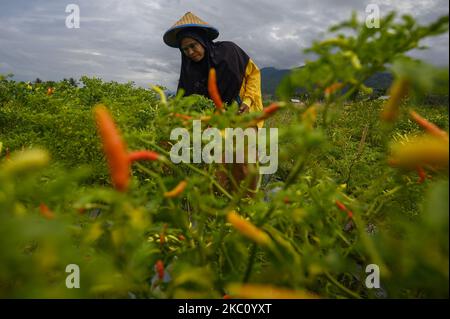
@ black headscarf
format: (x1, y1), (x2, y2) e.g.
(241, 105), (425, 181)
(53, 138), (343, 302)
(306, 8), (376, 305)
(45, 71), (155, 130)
(176, 28), (250, 105)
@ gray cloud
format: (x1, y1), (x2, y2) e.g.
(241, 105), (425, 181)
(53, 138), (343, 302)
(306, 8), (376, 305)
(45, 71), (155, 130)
(0, 0), (448, 91)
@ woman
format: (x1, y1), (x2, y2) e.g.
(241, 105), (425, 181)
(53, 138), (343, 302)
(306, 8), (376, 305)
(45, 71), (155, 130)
(163, 12), (264, 123)
(163, 12), (263, 194)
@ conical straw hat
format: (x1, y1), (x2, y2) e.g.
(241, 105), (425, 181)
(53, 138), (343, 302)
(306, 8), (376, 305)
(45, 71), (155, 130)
(163, 12), (219, 48)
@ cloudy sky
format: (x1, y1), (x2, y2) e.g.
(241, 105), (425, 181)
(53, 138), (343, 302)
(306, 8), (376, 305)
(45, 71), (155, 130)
(0, 0), (448, 91)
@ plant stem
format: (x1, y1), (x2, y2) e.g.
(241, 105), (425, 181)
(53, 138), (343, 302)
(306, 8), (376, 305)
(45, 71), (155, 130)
(258, 153), (309, 226)
(138, 138), (233, 200)
(243, 244), (257, 283)
(324, 271), (362, 299)
(244, 153), (310, 281)
(284, 154), (309, 188)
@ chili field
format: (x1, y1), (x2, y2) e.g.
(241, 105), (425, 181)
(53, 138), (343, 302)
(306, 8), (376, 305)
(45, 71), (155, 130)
(0, 12), (448, 299)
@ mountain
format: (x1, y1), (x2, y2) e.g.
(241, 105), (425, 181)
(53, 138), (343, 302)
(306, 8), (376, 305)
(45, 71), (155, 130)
(363, 72), (394, 94)
(260, 66), (394, 97)
(260, 67), (292, 97)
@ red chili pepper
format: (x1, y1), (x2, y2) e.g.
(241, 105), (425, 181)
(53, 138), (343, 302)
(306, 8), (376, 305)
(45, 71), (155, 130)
(208, 68), (223, 111)
(416, 166), (426, 184)
(155, 260), (164, 280)
(128, 150), (160, 162)
(223, 294), (232, 299)
(178, 234), (186, 241)
(347, 210), (353, 219)
(46, 87), (54, 96)
(335, 200), (347, 212)
(159, 224), (168, 246)
(410, 111), (448, 141)
(39, 203), (55, 220)
(335, 200), (353, 219)
(94, 105), (130, 192)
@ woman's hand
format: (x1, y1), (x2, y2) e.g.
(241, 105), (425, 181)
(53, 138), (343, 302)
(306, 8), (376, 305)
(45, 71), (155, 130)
(238, 102), (250, 114)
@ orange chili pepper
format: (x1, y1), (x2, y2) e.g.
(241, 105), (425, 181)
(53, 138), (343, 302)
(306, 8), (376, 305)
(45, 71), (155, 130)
(173, 113), (193, 120)
(39, 203), (55, 220)
(46, 87), (54, 96)
(409, 111), (448, 141)
(388, 135), (448, 170)
(155, 260), (164, 280)
(128, 150), (160, 162)
(226, 283), (319, 299)
(94, 105), (130, 192)
(302, 105), (318, 129)
(262, 103), (280, 117)
(324, 82), (344, 97)
(164, 180), (188, 198)
(249, 103), (280, 127)
(208, 68), (223, 111)
(199, 115), (212, 121)
(227, 211), (271, 246)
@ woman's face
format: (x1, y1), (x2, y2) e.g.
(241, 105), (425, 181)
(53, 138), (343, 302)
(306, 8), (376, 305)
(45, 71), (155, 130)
(180, 37), (205, 62)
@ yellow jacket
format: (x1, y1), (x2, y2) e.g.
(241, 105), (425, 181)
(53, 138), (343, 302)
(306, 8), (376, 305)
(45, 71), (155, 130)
(239, 59), (264, 128)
